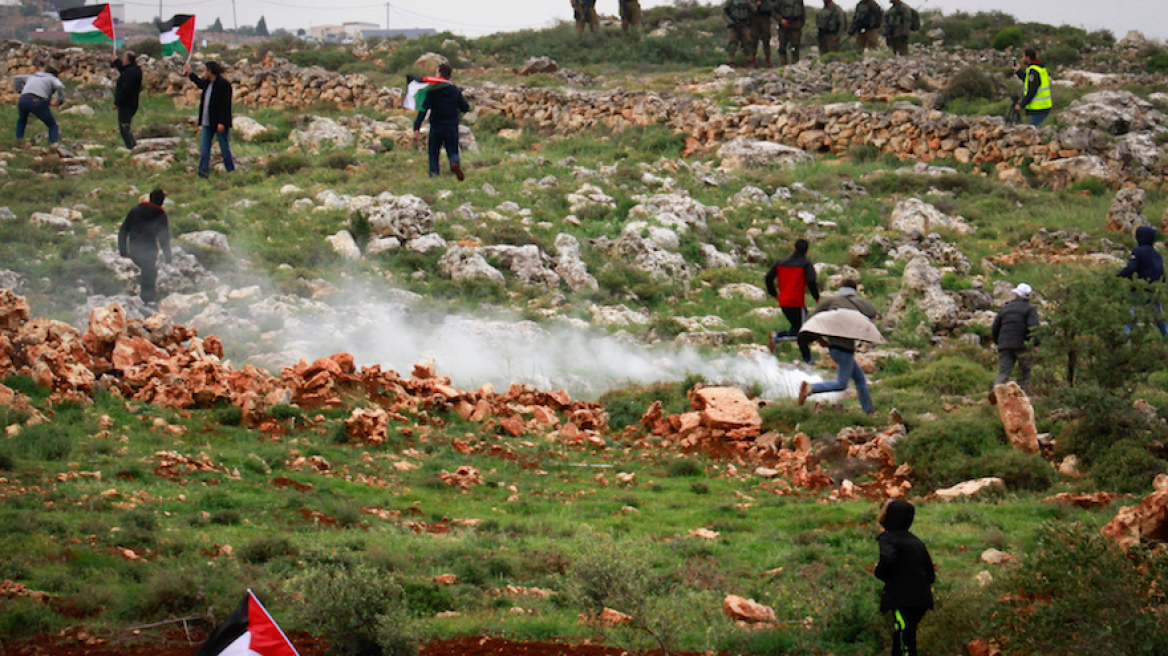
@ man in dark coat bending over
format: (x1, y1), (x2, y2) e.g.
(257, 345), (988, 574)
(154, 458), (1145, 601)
(413, 63), (470, 180)
(118, 189), (172, 307)
(875, 499), (935, 656)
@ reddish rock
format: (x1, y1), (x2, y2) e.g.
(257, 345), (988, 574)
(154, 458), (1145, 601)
(87, 304), (127, 344)
(597, 608), (633, 626)
(1044, 492), (1119, 509)
(111, 336), (168, 372)
(433, 574), (459, 585)
(966, 639), (1002, 656)
(722, 595), (776, 623)
(413, 359), (437, 379)
(0, 290), (29, 331)
(934, 478), (1004, 501)
(345, 407), (389, 445)
(690, 386), (761, 431)
(500, 415), (526, 437)
(992, 383), (1039, 454)
(440, 466), (483, 488)
(1101, 474), (1168, 550)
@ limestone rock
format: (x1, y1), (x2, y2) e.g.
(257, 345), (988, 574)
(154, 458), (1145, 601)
(554, 233), (598, 292)
(718, 283), (766, 301)
(414, 52), (450, 71)
(890, 198), (974, 235)
(722, 595), (776, 623)
(290, 116), (354, 152)
(406, 233), (448, 253)
(719, 139), (813, 171)
(438, 246), (505, 284)
(326, 230), (362, 260)
(1101, 475), (1168, 550)
(233, 116), (270, 142)
(590, 304), (650, 327)
(1032, 156), (1117, 190)
(30, 212), (73, 231)
(992, 382), (1039, 455)
(1105, 187), (1149, 234)
(934, 477), (1005, 500)
(729, 186), (771, 207)
(980, 548), (1011, 565)
(362, 194), (434, 241)
(479, 245), (560, 286)
(1060, 90), (1168, 136)
(566, 184), (615, 213)
(518, 57), (558, 75)
(690, 386), (761, 432)
(179, 230), (231, 252)
(62, 104), (94, 117)
(86, 304), (127, 344)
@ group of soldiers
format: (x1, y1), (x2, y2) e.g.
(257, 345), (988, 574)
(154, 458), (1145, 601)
(724, 0), (918, 68)
(571, 0), (642, 34)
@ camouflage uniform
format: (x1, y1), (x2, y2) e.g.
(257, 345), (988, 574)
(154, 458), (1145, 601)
(572, 0), (599, 34)
(774, 0), (806, 65)
(750, 0), (777, 67)
(850, 0), (883, 53)
(620, 0), (642, 31)
(724, 0), (755, 66)
(816, 1), (847, 54)
(884, 0), (912, 55)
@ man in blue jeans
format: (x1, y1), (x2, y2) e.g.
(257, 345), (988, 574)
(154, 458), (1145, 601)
(796, 279), (879, 414)
(14, 67), (66, 144)
(185, 61), (235, 178)
(413, 63), (470, 180)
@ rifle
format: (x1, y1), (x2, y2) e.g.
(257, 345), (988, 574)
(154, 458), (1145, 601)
(1005, 95), (1022, 125)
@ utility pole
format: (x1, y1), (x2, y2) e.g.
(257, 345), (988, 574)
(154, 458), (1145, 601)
(231, 0), (237, 30)
(385, 3), (390, 30)
(158, 0), (162, 22)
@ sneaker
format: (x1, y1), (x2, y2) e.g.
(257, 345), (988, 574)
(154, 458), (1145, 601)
(767, 331), (776, 353)
(797, 381), (812, 406)
(451, 162), (465, 181)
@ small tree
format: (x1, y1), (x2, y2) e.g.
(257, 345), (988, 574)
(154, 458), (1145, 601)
(256, 16), (269, 37)
(208, 17), (224, 33)
(290, 565), (417, 656)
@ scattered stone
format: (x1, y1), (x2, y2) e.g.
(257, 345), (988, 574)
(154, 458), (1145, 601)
(233, 116), (270, 142)
(326, 230), (362, 260)
(890, 198), (974, 235)
(934, 477), (1005, 500)
(290, 116), (354, 152)
(1101, 474), (1168, 550)
(723, 595), (776, 623)
(438, 246), (505, 284)
(992, 383), (1039, 455)
(980, 548), (1011, 565)
(718, 283), (766, 301)
(719, 139), (813, 171)
(517, 57), (558, 75)
(554, 234), (599, 292)
(1105, 187), (1149, 234)
(690, 386), (761, 434)
(179, 230), (231, 252)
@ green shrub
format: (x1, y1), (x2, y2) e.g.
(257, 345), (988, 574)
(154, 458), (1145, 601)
(290, 565), (417, 656)
(1068, 177), (1108, 196)
(136, 569), (206, 619)
(239, 537), (299, 564)
(1090, 440), (1167, 494)
(599, 377), (701, 431)
(214, 406), (243, 426)
(847, 143), (882, 163)
(322, 151), (358, 170)
(883, 357), (994, 396)
(0, 599), (58, 640)
(1043, 44), (1081, 67)
(476, 112), (519, 133)
(668, 459), (705, 478)
(946, 67), (999, 101)
(990, 449), (1055, 491)
(992, 27), (1024, 51)
(896, 413), (1007, 489)
(265, 152), (310, 176)
(1147, 52), (1168, 74)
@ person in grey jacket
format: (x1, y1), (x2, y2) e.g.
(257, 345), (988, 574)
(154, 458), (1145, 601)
(991, 283), (1040, 391)
(14, 67), (66, 144)
(797, 279), (879, 414)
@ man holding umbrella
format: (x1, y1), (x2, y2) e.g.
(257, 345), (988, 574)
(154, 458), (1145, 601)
(797, 279), (880, 414)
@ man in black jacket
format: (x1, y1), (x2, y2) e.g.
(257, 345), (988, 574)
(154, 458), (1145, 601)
(185, 61), (235, 178)
(765, 239), (820, 364)
(1118, 226), (1168, 338)
(413, 63), (470, 180)
(118, 189), (172, 306)
(991, 283), (1040, 391)
(111, 51), (142, 149)
(875, 499), (935, 656)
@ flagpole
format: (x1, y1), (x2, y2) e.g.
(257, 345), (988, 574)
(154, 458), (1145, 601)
(186, 27), (196, 64)
(112, 8), (118, 57)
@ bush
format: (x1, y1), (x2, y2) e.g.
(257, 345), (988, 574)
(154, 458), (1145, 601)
(475, 112), (519, 134)
(883, 357), (994, 396)
(239, 537), (299, 564)
(1043, 44), (1081, 67)
(1068, 177), (1108, 196)
(265, 152), (310, 176)
(896, 412), (1011, 489)
(1091, 440), (1167, 494)
(946, 67), (999, 102)
(1147, 52), (1168, 75)
(667, 459), (705, 478)
(322, 151), (358, 170)
(992, 27), (1024, 51)
(136, 569), (206, 619)
(599, 376), (702, 431)
(290, 565), (417, 656)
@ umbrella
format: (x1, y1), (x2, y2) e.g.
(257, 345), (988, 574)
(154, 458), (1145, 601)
(799, 309), (885, 344)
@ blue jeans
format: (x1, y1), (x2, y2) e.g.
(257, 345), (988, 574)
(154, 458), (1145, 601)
(810, 348), (874, 414)
(16, 95), (59, 143)
(428, 124), (460, 176)
(1124, 302), (1168, 338)
(1027, 110), (1050, 127)
(199, 126), (235, 177)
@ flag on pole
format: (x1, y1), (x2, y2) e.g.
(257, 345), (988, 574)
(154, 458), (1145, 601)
(59, 5), (115, 44)
(193, 590), (300, 656)
(159, 15), (196, 57)
(404, 74), (451, 111)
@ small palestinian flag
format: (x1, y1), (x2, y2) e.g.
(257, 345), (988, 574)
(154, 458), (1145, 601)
(404, 74), (450, 111)
(194, 590), (299, 656)
(59, 4), (115, 44)
(159, 15), (196, 57)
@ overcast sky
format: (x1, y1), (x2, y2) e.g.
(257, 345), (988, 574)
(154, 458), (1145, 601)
(119, 0), (1165, 41)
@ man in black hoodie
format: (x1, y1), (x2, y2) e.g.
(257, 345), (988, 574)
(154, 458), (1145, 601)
(1118, 226), (1168, 338)
(111, 51), (142, 149)
(413, 63), (471, 180)
(185, 61), (235, 179)
(875, 499), (935, 656)
(991, 282), (1040, 390)
(118, 189), (172, 306)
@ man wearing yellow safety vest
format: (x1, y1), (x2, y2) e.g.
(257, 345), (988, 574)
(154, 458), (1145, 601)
(1013, 48), (1052, 126)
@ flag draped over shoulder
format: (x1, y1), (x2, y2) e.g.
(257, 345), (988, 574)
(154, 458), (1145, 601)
(194, 590), (299, 656)
(159, 15), (196, 57)
(59, 5), (115, 44)
(404, 75), (450, 111)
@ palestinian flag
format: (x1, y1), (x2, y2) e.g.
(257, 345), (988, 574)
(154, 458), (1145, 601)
(194, 590), (300, 656)
(404, 74), (450, 111)
(59, 5), (115, 44)
(159, 15), (196, 57)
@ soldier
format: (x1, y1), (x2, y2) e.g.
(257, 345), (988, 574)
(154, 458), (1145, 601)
(572, 0), (599, 35)
(620, 0), (642, 32)
(775, 0), (806, 65)
(750, 0), (776, 68)
(817, 0), (847, 54)
(723, 0), (755, 68)
(884, 0), (913, 56)
(849, 0), (883, 54)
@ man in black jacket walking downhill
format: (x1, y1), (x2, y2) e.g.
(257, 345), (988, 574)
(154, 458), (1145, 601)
(118, 189), (172, 306)
(111, 51), (142, 149)
(991, 282), (1040, 390)
(185, 61), (235, 178)
(413, 63), (470, 180)
(1118, 226), (1168, 338)
(875, 499), (935, 656)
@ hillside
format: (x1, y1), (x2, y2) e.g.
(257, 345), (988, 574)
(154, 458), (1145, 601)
(2, 5), (1168, 656)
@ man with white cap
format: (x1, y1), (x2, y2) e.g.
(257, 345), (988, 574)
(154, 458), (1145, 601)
(991, 283), (1040, 391)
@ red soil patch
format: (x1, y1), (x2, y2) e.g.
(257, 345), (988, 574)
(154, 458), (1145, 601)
(422, 636), (705, 656)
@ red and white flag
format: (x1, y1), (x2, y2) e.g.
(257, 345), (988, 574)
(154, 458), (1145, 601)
(194, 590), (299, 656)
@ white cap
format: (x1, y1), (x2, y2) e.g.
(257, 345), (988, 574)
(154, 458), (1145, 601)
(1013, 283), (1032, 299)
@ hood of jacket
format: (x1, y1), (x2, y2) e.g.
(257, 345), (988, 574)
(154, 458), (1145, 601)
(881, 499), (915, 531)
(1136, 226), (1158, 247)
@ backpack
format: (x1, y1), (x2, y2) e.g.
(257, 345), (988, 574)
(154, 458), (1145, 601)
(909, 7), (921, 31)
(868, 3), (884, 30)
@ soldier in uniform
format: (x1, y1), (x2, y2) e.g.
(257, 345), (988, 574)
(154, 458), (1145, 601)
(775, 0), (806, 65)
(849, 0), (883, 54)
(723, 0), (755, 67)
(620, 0), (642, 31)
(750, 0), (776, 68)
(572, 0), (599, 35)
(816, 0), (847, 54)
(883, 0), (913, 56)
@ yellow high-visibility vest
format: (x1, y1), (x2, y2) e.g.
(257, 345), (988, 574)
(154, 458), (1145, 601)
(1025, 65), (1052, 111)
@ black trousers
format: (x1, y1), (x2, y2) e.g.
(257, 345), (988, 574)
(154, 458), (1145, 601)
(776, 306), (813, 363)
(132, 254), (158, 304)
(427, 124), (460, 176)
(891, 607), (927, 656)
(117, 104), (138, 149)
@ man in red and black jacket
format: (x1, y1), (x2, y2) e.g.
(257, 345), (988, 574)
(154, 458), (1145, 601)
(764, 239), (819, 364)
